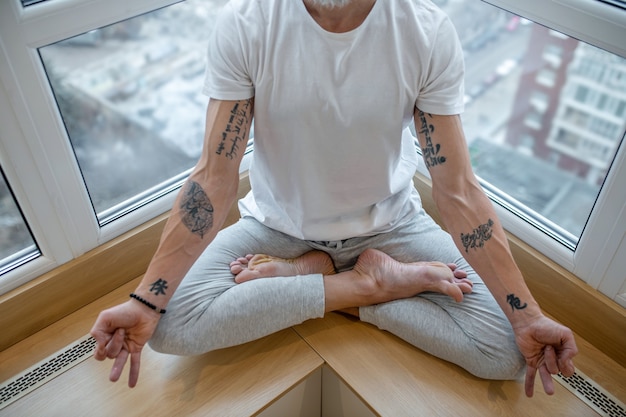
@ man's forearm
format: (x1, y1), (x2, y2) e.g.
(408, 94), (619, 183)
(130, 176), (237, 311)
(129, 98), (253, 312)
(435, 184), (543, 328)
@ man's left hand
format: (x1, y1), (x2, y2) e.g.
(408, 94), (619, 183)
(514, 315), (578, 397)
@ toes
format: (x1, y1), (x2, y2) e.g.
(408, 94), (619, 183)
(230, 264), (243, 275)
(237, 256), (252, 265)
(441, 281), (464, 303)
(453, 269), (468, 279)
(458, 281), (473, 294)
(447, 263), (468, 279)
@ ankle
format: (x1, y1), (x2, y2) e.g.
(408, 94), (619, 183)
(352, 269), (382, 303)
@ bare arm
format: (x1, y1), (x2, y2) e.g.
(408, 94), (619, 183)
(414, 108), (577, 396)
(132, 97), (254, 309)
(91, 97), (254, 386)
(415, 110), (538, 325)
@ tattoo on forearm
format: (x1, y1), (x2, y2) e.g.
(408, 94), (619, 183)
(180, 180), (214, 238)
(460, 218), (495, 252)
(417, 110), (446, 168)
(506, 293), (528, 312)
(149, 278), (168, 296)
(216, 99), (253, 160)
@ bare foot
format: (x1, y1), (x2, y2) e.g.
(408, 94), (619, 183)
(352, 248), (473, 304)
(231, 251), (336, 283)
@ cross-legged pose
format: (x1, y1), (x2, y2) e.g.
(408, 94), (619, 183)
(91, 0), (577, 397)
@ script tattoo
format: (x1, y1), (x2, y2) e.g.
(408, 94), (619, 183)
(417, 110), (446, 168)
(216, 99), (253, 160)
(180, 180), (214, 238)
(460, 218), (495, 252)
(506, 294), (528, 312)
(149, 278), (168, 296)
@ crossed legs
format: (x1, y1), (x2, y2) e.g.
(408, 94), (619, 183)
(150, 214), (524, 380)
(230, 249), (473, 312)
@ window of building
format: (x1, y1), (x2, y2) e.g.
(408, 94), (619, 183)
(536, 68), (557, 88)
(529, 90), (550, 113)
(543, 44), (564, 68)
(575, 85), (591, 102)
(524, 111), (544, 130)
(617, 100), (626, 117)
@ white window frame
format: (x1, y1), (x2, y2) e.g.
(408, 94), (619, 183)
(0, 0), (625, 307)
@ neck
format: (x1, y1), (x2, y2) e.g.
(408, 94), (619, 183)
(303, 0), (376, 33)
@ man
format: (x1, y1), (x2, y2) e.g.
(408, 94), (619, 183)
(91, 0), (577, 397)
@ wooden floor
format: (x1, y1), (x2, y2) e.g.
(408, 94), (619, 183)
(1, 277), (625, 416)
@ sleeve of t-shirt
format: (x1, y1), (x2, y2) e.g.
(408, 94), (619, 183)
(202, 2), (255, 100)
(415, 16), (465, 116)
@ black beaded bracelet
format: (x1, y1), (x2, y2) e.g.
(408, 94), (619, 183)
(129, 293), (167, 314)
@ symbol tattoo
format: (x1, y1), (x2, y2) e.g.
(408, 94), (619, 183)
(417, 110), (446, 168)
(180, 180), (214, 238)
(506, 293), (528, 311)
(460, 218), (495, 252)
(149, 278), (168, 296)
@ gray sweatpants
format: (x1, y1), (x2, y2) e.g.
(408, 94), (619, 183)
(150, 210), (525, 380)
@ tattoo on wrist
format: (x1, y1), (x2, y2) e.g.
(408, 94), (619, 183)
(216, 99), (253, 160)
(460, 218), (494, 252)
(149, 278), (168, 296)
(506, 293), (528, 311)
(417, 110), (446, 168)
(180, 180), (214, 238)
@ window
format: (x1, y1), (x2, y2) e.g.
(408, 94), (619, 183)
(529, 90), (549, 113)
(575, 85), (590, 103)
(0, 0), (229, 294)
(436, 0), (625, 238)
(536, 68), (558, 88)
(617, 101), (626, 117)
(39, 1), (227, 224)
(0, 167), (39, 275)
(429, 0), (626, 306)
(0, 0), (625, 309)
(543, 44), (564, 68)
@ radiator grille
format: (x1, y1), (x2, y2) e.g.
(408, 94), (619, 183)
(554, 370), (626, 417)
(0, 335), (96, 410)
(1, 334), (625, 416)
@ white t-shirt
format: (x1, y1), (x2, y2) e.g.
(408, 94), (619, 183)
(203, 0), (465, 241)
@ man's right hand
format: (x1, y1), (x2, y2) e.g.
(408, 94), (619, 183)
(90, 300), (161, 387)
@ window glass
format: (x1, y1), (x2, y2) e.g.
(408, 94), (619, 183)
(437, 0), (626, 244)
(39, 0), (228, 224)
(0, 167), (39, 275)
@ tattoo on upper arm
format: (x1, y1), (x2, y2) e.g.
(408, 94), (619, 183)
(506, 294), (528, 311)
(149, 278), (168, 296)
(215, 99), (253, 160)
(460, 218), (494, 252)
(417, 110), (446, 168)
(180, 180), (214, 238)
